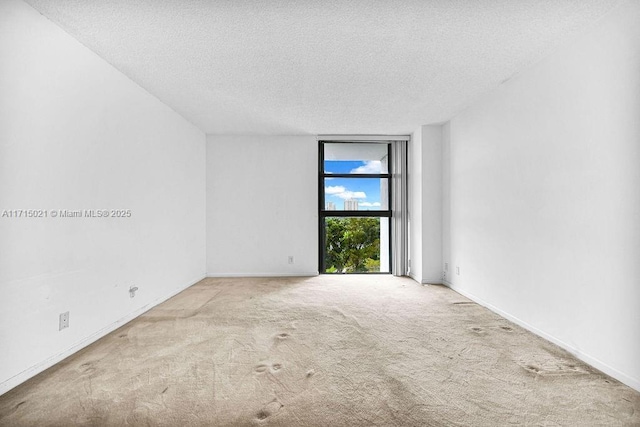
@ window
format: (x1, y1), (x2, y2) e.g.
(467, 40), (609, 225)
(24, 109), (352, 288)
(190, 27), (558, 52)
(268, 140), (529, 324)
(319, 141), (391, 273)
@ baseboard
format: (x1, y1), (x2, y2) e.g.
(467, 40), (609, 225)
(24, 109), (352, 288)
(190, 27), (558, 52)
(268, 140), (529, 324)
(207, 272), (319, 278)
(408, 274), (443, 285)
(443, 280), (640, 392)
(0, 274), (205, 396)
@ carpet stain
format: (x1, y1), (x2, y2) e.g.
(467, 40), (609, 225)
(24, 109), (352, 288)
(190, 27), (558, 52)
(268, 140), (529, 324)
(256, 400), (283, 421)
(254, 364), (269, 374)
(80, 362), (96, 375)
(524, 364), (541, 374)
(520, 360), (591, 377)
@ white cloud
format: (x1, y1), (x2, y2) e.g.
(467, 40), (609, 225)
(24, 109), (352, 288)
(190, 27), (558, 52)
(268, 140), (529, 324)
(324, 185), (345, 194)
(350, 161), (382, 174)
(359, 202), (381, 207)
(325, 186), (366, 200)
(324, 185), (367, 200)
(336, 191), (366, 200)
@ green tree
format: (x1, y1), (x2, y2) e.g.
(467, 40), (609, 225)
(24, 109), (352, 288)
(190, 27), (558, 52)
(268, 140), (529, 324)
(325, 217), (347, 271)
(324, 217), (380, 273)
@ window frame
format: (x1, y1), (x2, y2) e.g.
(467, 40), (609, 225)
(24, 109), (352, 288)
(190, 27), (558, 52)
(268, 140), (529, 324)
(318, 140), (392, 273)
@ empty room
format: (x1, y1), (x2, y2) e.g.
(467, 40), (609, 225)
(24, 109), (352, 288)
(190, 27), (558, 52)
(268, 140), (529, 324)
(1, 0), (639, 425)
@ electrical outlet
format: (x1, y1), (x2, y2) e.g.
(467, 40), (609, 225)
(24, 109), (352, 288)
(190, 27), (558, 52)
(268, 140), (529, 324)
(456, 266), (460, 275)
(288, 256), (294, 264)
(445, 262), (448, 272)
(59, 311), (69, 330)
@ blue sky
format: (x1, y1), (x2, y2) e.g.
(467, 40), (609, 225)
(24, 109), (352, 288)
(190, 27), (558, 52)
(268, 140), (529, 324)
(324, 160), (385, 210)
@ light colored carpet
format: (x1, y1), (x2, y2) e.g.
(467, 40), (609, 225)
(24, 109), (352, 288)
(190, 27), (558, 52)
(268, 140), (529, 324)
(1, 275), (639, 426)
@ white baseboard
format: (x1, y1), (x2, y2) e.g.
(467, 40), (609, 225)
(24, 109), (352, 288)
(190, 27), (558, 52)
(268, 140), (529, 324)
(207, 272), (319, 278)
(408, 274), (443, 285)
(0, 274), (205, 396)
(443, 280), (640, 392)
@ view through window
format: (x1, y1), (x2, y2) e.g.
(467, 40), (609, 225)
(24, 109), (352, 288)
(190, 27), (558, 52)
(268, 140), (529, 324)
(319, 142), (391, 273)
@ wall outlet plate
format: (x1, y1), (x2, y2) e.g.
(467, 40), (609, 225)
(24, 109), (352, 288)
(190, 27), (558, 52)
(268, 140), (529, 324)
(59, 311), (69, 330)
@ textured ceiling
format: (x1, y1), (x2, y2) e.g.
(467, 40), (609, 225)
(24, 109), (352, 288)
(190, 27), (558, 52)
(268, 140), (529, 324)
(25, 0), (620, 135)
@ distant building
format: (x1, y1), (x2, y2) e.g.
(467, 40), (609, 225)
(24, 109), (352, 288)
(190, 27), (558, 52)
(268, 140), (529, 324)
(344, 199), (359, 211)
(326, 201), (336, 210)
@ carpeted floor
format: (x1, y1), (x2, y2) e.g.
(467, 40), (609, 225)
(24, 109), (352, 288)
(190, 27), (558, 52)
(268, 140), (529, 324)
(1, 275), (639, 426)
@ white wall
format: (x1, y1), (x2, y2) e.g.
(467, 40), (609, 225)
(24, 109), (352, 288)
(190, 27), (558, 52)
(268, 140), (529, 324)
(443, 0), (640, 391)
(421, 126), (443, 283)
(408, 127), (423, 282)
(0, 0), (206, 394)
(206, 135), (318, 276)
(442, 122), (451, 284)
(409, 126), (443, 284)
